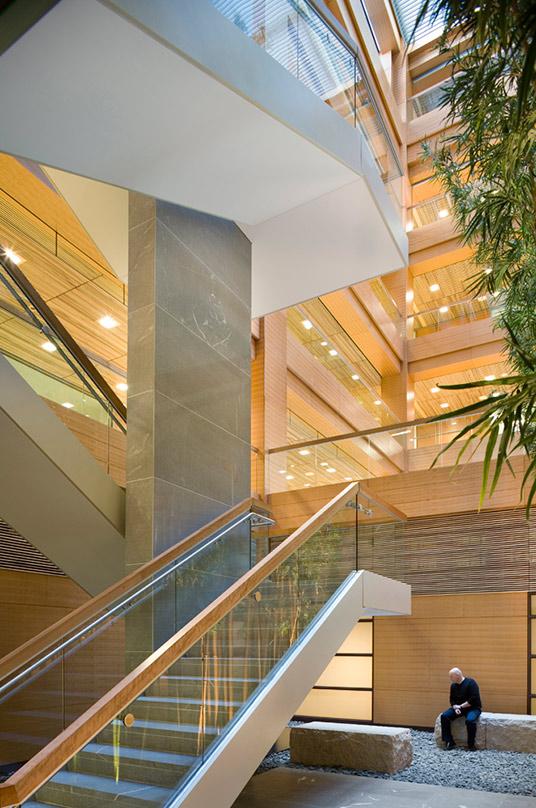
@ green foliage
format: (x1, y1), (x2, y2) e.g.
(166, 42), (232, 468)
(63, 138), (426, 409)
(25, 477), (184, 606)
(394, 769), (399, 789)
(415, 1), (536, 512)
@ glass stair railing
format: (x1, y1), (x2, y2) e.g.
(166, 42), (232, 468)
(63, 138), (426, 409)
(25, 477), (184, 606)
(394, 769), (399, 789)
(0, 484), (361, 808)
(0, 500), (273, 779)
(0, 253), (127, 470)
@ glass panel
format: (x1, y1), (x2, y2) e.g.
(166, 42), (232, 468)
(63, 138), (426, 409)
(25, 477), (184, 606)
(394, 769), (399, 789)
(531, 663), (536, 696)
(408, 192), (452, 229)
(531, 625), (536, 655)
(338, 620), (373, 654)
(210, 1), (401, 188)
(409, 293), (503, 337)
(531, 697), (536, 716)
(28, 496), (358, 805)
(0, 258), (124, 483)
(296, 687), (372, 720)
(531, 595), (536, 616)
(408, 80), (451, 120)
(1, 512), (271, 766)
(315, 655), (372, 688)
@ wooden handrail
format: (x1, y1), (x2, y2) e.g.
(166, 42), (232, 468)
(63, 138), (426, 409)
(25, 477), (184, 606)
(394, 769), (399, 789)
(0, 497), (261, 686)
(0, 254), (126, 425)
(0, 483), (357, 807)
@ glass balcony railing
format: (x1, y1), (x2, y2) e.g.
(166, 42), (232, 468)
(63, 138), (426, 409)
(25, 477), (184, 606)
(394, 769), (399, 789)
(0, 254), (127, 482)
(210, 0), (403, 211)
(407, 192), (453, 230)
(287, 304), (400, 428)
(408, 293), (503, 336)
(408, 80), (450, 120)
(266, 412), (495, 493)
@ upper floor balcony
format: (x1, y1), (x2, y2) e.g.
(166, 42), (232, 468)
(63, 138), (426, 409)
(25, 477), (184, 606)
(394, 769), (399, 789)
(0, 0), (407, 318)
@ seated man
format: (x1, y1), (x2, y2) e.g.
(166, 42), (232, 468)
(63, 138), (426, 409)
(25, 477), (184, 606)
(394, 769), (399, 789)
(441, 667), (482, 751)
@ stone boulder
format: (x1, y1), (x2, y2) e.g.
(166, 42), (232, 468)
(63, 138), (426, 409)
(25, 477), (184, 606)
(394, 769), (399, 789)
(290, 721), (412, 774)
(434, 712), (536, 752)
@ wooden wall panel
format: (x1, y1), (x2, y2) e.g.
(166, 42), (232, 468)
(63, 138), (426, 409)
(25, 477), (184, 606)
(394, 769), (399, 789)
(374, 592), (528, 728)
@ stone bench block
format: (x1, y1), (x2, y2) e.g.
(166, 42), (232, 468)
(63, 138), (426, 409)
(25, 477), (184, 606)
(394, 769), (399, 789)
(290, 721), (412, 774)
(434, 712), (536, 752)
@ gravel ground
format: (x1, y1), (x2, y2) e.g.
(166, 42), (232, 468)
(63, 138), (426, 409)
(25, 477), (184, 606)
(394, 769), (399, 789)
(258, 729), (536, 796)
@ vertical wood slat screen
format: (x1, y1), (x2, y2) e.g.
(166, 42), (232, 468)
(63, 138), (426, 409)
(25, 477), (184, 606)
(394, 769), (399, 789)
(358, 509), (536, 595)
(0, 519), (64, 576)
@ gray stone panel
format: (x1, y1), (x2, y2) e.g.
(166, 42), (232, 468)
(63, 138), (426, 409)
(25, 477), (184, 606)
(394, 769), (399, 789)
(155, 218), (251, 374)
(153, 477), (228, 557)
(153, 391), (250, 508)
(155, 307), (250, 437)
(126, 389), (155, 485)
(156, 199), (251, 307)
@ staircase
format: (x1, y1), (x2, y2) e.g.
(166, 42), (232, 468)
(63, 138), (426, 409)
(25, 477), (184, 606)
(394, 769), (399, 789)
(0, 485), (411, 808)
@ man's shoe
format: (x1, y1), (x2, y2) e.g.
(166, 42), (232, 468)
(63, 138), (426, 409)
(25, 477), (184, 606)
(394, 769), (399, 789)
(446, 741), (456, 750)
(468, 745), (477, 751)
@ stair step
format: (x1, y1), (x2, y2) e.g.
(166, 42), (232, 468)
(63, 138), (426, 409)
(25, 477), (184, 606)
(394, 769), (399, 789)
(71, 742), (195, 787)
(37, 770), (172, 808)
(132, 696), (240, 726)
(98, 718), (220, 755)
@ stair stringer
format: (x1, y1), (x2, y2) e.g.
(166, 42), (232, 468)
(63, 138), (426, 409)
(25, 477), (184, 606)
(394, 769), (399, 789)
(171, 570), (411, 808)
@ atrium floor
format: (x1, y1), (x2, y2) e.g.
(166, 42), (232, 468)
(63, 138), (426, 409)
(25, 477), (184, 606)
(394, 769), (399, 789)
(233, 768), (536, 808)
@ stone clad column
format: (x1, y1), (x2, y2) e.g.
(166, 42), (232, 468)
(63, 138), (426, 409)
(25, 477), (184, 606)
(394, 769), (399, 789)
(126, 193), (251, 574)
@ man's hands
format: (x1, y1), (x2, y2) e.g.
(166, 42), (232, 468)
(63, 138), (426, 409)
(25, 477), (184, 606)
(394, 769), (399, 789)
(453, 705), (462, 715)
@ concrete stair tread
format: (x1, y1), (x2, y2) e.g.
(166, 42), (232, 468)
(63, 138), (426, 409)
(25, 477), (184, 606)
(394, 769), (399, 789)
(111, 718), (220, 735)
(162, 674), (260, 683)
(46, 770), (172, 801)
(82, 742), (197, 768)
(137, 695), (242, 707)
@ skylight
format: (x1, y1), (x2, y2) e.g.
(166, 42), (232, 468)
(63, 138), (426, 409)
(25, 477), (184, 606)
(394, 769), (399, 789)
(391, 0), (445, 43)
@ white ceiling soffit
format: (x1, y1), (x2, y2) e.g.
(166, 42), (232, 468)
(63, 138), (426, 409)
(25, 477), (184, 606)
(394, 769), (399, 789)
(44, 167), (129, 283)
(245, 178), (403, 318)
(0, 0), (362, 225)
(0, 0), (406, 310)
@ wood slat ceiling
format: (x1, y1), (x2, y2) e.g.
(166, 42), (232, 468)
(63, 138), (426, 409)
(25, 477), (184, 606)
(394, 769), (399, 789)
(415, 359), (512, 417)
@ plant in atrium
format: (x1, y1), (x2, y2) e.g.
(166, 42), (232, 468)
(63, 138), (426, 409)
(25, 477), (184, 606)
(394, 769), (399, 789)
(413, 0), (536, 512)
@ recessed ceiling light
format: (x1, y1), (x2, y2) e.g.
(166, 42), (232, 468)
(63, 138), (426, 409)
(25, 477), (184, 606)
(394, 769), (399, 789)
(305, 471), (314, 477)
(501, 373), (509, 377)
(278, 470), (286, 475)
(438, 209), (449, 219)
(285, 474), (294, 481)
(326, 467), (336, 473)
(298, 449), (310, 456)
(430, 386), (440, 394)
(484, 374), (495, 381)
(41, 341), (56, 353)
(98, 315), (119, 329)
(302, 319), (313, 330)
(392, 429), (411, 437)
(440, 402), (449, 408)
(406, 290), (414, 303)
(344, 476), (352, 481)
(477, 295), (487, 302)
(320, 462), (329, 467)
(351, 374), (360, 381)
(328, 349), (338, 357)
(3, 247), (23, 265)
(374, 400), (382, 406)
(405, 221), (414, 233)
(304, 483), (311, 488)
(439, 306), (449, 314)
(320, 341), (328, 347)
(61, 402), (74, 409)
(407, 391), (415, 401)
(484, 268), (492, 275)
(451, 420), (458, 425)
(479, 395), (488, 401)
(429, 283), (440, 292)
(492, 391), (501, 397)
(116, 382), (128, 391)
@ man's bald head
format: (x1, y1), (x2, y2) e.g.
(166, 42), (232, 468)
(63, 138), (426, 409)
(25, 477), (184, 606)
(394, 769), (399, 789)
(449, 667), (464, 683)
